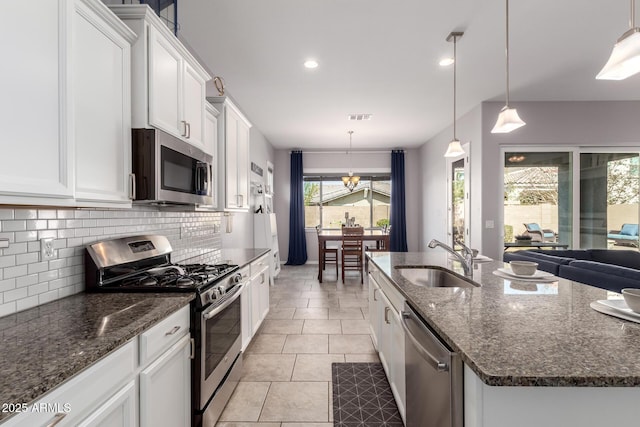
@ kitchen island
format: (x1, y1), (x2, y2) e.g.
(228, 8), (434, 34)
(368, 251), (640, 426)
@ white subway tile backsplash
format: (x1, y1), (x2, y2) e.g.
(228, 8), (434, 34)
(15, 230), (38, 242)
(3, 242), (28, 256)
(0, 207), (223, 316)
(16, 253), (39, 266)
(16, 274), (38, 288)
(14, 210), (37, 220)
(26, 220), (47, 230)
(4, 221), (27, 232)
(4, 265), (28, 279)
(16, 295), (39, 312)
(0, 279), (16, 292)
(0, 301), (16, 317)
(38, 210), (57, 219)
(4, 287), (28, 302)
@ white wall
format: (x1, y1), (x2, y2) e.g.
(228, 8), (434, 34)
(419, 105), (482, 252)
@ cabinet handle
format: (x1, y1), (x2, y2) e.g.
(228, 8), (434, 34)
(384, 307), (390, 324)
(181, 120), (188, 137)
(47, 413), (67, 427)
(129, 173), (136, 200)
(237, 194), (244, 207)
(190, 338), (195, 359)
(165, 325), (181, 336)
(186, 122), (191, 139)
(260, 273), (265, 284)
(373, 288), (378, 301)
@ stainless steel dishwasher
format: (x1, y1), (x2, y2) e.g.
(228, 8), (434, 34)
(401, 302), (463, 427)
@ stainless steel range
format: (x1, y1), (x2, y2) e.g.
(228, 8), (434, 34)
(85, 235), (243, 427)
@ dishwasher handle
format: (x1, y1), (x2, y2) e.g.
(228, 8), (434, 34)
(401, 311), (449, 372)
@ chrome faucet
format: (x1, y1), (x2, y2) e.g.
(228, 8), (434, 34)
(428, 239), (474, 277)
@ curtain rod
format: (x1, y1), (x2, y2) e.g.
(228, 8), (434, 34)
(289, 150), (396, 154)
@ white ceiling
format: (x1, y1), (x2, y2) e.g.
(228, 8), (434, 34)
(177, 0), (640, 151)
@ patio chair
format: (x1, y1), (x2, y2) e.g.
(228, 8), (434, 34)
(523, 223), (556, 242)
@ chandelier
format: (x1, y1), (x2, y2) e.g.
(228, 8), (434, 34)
(341, 131), (360, 192)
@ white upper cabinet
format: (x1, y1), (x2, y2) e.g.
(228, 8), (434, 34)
(111, 5), (210, 150)
(0, 0), (135, 207)
(74, 0), (135, 205)
(208, 96), (252, 211)
(204, 102), (220, 207)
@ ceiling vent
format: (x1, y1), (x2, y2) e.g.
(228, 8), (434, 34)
(347, 114), (372, 121)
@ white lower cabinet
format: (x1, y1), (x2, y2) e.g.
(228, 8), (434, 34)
(241, 255), (271, 351)
(0, 305), (191, 427)
(368, 264), (406, 423)
(139, 334), (191, 427)
(77, 381), (137, 427)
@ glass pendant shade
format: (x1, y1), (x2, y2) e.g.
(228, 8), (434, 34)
(444, 139), (464, 157)
(597, 29), (640, 80)
(491, 106), (526, 133)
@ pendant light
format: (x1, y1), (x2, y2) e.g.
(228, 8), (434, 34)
(341, 131), (360, 192)
(491, 0), (526, 133)
(597, 0), (640, 80)
(444, 31), (465, 158)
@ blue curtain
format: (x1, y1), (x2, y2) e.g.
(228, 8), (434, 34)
(390, 150), (408, 252)
(286, 151), (308, 265)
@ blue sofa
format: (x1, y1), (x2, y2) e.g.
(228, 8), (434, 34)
(503, 249), (640, 293)
(607, 223), (639, 247)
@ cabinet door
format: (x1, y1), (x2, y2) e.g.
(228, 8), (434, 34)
(148, 25), (182, 138)
(77, 380), (136, 427)
(250, 273), (261, 334)
(236, 120), (250, 209)
(258, 267), (270, 321)
(183, 62), (206, 148)
(225, 108), (240, 208)
(140, 334), (190, 427)
(204, 106), (218, 207)
(73, 0), (132, 205)
(389, 307), (406, 421)
(0, 0), (74, 202)
(368, 274), (381, 349)
(378, 290), (393, 376)
(240, 278), (252, 350)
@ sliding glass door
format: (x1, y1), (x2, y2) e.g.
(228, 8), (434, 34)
(503, 149), (640, 251)
(503, 151), (572, 247)
(580, 153), (639, 249)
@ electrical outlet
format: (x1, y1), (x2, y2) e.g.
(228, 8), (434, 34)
(41, 238), (55, 260)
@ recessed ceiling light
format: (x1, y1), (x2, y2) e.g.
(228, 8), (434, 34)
(304, 60), (319, 69)
(439, 57), (454, 66)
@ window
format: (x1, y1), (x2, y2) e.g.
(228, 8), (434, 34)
(304, 175), (391, 229)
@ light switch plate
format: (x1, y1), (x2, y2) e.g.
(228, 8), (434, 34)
(41, 238), (55, 260)
(485, 220), (495, 229)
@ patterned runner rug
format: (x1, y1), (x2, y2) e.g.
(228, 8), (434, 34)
(331, 362), (403, 427)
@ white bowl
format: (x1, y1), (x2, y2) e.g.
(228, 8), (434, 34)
(509, 261), (538, 276)
(622, 288), (640, 313)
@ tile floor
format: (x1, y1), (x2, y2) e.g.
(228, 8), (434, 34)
(215, 264), (378, 427)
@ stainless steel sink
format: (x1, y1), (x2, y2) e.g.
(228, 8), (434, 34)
(394, 266), (479, 288)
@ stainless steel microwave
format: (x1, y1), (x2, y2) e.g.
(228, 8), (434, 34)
(132, 128), (213, 205)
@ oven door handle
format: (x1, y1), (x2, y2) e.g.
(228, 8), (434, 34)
(202, 283), (245, 320)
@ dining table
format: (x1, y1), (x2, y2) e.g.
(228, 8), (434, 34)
(317, 229), (390, 283)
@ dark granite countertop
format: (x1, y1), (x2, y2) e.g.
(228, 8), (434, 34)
(221, 248), (270, 268)
(368, 251), (640, 387)
(0, 292), (193, 421)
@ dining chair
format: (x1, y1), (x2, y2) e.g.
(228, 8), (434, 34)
(342, 226), (364, 284)
(365, 232), (388, 270)
(316, 225), (338, 277)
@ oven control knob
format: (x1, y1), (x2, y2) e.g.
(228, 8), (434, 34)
(212, 288), (221, 299)
(232, 274), (242, 285)
(217, 285), (227, 296)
